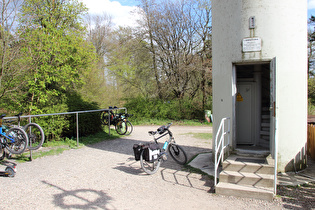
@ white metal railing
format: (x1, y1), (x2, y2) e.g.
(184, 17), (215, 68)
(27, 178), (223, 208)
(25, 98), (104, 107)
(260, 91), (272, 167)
(214, 117), (231, 186)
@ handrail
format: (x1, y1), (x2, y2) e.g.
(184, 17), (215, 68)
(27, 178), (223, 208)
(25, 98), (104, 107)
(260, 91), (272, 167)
(214, 117), (230, 186)
(2, 107), (127, 145)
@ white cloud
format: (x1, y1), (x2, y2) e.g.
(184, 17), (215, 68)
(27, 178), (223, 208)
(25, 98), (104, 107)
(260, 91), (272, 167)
(309, 0), (315, 10)
(79, 0), (141, 28)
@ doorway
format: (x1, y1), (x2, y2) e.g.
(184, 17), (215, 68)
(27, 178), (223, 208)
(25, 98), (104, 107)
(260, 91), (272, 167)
(234, 63), (271, 151)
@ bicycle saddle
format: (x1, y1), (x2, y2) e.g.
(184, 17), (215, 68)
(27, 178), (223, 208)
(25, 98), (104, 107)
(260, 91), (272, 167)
(148, 131), (157, 135)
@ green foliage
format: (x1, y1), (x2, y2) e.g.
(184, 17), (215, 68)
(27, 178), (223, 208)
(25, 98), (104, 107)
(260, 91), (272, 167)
(35, 103), (69, 141)
(183, 132), (212, 140)
(309, 78), (315, 104)
(124, 96), (212, 123)
(308, 78), (315, 115)
(19, 0), (96, 113)
(63, 92), (103, 138)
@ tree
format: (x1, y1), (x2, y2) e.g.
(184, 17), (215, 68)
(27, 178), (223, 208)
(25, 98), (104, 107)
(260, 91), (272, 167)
(309, 15), (315, 78)
(106, 27), (155, 99)
(0, 0), (26, 103)
(138, 0), (212, 101)
(19, 0), (97, 113)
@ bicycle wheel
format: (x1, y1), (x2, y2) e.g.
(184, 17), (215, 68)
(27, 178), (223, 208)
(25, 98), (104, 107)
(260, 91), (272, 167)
(23, 123), (45, 150)
(140, 150), (161, 175)
(115, 120), (127, 135)
(0, 144), (4, 161)
(168, 143), (187, 165)
(5, 167), (15, 177)
(5, 127), (28, 154)
(100, 111), (110, 125)
(125, 120), (133, 135)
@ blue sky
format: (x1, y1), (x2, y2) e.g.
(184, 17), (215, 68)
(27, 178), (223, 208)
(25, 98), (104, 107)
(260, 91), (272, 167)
(80, 0), (315, 27)
(309, 0), (315, 17)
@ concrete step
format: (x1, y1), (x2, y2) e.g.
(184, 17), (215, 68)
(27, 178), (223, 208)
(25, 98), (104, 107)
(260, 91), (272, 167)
(261, 115), (270, 120)
(216, 182), (274, 201)
(219, 170), (274, 188)
(222, 155), (274, 173)
(261, 122), (270, 128)
(260, 130), (270, 136)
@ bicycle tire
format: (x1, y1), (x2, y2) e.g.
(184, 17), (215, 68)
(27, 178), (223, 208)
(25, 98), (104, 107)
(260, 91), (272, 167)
(115, 120), (127, 135)
(125, 120), (133, 135)
(140, 150), (161, 175)
(5, 167), (15, 177)
(100, 111), (110, 125)
(0, 144), (4, 161)
(168, 143), (187, 165)
(23, 123), (45, 150)
(5, 127), (28, 154)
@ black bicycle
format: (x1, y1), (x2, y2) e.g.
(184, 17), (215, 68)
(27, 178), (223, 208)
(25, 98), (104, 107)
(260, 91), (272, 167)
(100, 107), (133, 135)
(10, 112), (45, 150)
(133, 123), (187, 175)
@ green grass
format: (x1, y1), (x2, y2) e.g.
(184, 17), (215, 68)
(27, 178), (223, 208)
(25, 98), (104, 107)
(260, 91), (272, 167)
(12, 128), (121, 162)
(184, 132), (212, 140)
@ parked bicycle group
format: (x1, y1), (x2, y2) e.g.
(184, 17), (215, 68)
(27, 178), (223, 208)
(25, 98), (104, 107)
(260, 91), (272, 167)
(100, 106), (133, 136)
(0, 113), (45, 162)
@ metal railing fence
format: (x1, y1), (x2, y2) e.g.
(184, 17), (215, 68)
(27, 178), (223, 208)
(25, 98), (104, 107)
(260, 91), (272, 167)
(2, 107), (127, 160)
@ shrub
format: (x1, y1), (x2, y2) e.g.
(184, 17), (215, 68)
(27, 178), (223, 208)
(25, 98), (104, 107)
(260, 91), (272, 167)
(124, 96), (210, 122)
(63, 92), (103, 138)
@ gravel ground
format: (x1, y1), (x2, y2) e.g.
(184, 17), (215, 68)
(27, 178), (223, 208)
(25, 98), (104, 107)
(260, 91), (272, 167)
(0, 125), (311, 209)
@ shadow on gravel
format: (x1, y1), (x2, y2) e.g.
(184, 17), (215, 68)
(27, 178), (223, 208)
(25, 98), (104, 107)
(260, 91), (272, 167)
(88, 137), (211, 177)
(277, 182), (315, 209)
(42, 181), (114, 209)
(87, 138), (211, 163)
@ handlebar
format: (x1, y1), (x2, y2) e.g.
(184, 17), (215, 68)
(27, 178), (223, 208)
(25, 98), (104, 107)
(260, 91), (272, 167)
(148, 123), (172, 136)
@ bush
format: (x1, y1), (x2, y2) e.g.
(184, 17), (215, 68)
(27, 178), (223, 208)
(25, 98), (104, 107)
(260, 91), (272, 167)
(63, 92), (103, 138)
(30, 103), (69, 142)
(124, 96), (210, 122)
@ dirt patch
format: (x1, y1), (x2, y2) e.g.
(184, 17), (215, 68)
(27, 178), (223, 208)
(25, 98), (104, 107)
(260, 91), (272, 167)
(277, 182), (315, 209)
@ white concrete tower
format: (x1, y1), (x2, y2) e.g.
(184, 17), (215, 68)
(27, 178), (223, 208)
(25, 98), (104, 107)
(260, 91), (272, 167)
(212, 0), (307, 172)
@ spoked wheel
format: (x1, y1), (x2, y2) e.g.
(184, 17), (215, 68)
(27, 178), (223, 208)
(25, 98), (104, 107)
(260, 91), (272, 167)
(0, 145), (4, 161)
(5, 127), (28, 154)
(100, 111), (110, 126)
(125, 120), (133, 135)
(23, 123), (45, 150)
(5, 167), (15, 177)
(168, 143), (187, 165)
(115, 120), (127, 135)
(140, 150), (161, 175)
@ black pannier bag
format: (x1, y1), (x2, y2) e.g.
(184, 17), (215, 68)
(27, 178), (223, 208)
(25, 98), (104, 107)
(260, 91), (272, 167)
(142, 143), (160, 162)
(133, 143), (160, 162)
(133, 144), (143, 161)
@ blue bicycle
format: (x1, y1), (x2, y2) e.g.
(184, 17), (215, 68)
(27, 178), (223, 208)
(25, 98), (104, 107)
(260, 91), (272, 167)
(0, 114), (28, 160)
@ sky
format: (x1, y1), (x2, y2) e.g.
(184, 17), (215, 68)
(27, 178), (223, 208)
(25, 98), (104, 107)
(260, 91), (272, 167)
(309, 0), (315, 17)
(80, 0), (315, 27)
(79, 0), (141, 28)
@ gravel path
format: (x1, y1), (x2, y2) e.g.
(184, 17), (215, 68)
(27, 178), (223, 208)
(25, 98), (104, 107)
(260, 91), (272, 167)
(0, 125), (286, 209)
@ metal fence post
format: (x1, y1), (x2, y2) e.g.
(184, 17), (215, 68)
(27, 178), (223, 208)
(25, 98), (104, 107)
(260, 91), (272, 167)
(76, 112), (79, 147)
(28, 116), (32, 161)
(108, 111), (111, 136)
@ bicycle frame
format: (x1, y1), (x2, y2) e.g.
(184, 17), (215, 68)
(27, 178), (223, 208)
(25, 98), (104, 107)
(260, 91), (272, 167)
(0, 122), (15, 144)
(151, 129), (174, 153)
